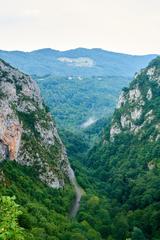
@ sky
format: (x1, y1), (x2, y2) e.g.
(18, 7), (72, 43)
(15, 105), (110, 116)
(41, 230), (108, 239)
(0, 0), (160, 55)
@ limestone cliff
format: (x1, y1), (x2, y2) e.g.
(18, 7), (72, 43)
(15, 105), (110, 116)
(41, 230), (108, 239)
(109, 57), (160, 142)
(0, 59), (73, 188)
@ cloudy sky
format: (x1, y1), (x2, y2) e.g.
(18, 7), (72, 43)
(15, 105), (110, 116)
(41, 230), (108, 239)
(0, 0), (160, 54)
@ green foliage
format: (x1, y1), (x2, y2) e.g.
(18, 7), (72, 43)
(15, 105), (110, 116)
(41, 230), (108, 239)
(17, 111), (38, 136)
(149, 57), (160, 69)
(0, 161), (108, 240)
(131, 227), (146, 240)
(1, 57), (160, 240)
(83, 58), (160, 239)
(0, 196), (24, 240)
(0, 161), (73, 239)
(35, 75), (130, 131)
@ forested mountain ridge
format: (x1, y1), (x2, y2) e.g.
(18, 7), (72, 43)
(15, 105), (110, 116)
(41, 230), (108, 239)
(0, 48), (157, 132)
(109, 56), (160, 142)
(0, 48), (157, 77)
(0, 59), (107, 240)
(1, 56), (160, 239)
(35, 75), (130, 130)
(86, 57), (160, 239)
(0, 59), (73, 188)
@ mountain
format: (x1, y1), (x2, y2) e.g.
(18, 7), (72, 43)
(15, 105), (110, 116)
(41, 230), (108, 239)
(0, 48), (157, 77)
(0, 59), (116, 240)
(0, 48), (157, 132)
(85, 57), (160, 239)
(0, 59), (80, 240)
(1, 53), (160, 239)
(0, 59), (113, 240)
(0, 59), (73, 188)
(35, 75), (130, 130)
(109, 57), (160, 142)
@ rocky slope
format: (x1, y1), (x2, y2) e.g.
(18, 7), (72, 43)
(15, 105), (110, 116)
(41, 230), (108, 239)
(0, 59), (73, 188)
(87, 56), (160, 192)
(109, 56), (160, 142)
(86, 57), (160, 239)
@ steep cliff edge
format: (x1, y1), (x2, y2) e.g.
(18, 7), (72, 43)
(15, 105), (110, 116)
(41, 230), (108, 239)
(86, 57), (160, 239)
(88, 57), (160, 169)
(0, 59), (73, 188)
(109, 57), (160, 142)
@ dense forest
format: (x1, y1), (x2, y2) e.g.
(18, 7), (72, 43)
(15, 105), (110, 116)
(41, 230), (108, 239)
(34, 75), (130, 131)
(1, 57), (160, 240)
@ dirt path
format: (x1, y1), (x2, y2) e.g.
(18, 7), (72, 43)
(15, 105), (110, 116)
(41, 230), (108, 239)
(69, 168), (84, 218)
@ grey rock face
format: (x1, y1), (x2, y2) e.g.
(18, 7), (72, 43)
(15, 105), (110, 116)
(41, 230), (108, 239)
(0, 59), (73, 188)
(110, 57), (160, 141)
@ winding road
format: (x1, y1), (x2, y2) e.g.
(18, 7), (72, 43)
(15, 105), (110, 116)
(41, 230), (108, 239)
(69, 168), (84, 218)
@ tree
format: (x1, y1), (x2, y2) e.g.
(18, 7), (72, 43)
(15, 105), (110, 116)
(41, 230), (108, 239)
(132, 227), (146, 240)
(0, 196), (24, 240)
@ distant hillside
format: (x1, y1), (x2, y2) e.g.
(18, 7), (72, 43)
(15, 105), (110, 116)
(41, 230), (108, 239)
(35, 75), (130, 130)
(0, 48), (157, 77)
(87, 57), (160, 239)
(0, 48), (157, 133)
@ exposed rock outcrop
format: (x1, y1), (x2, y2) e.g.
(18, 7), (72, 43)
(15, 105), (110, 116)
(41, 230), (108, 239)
(109, 57), (160, 141)
(0, 59), (73, 188)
